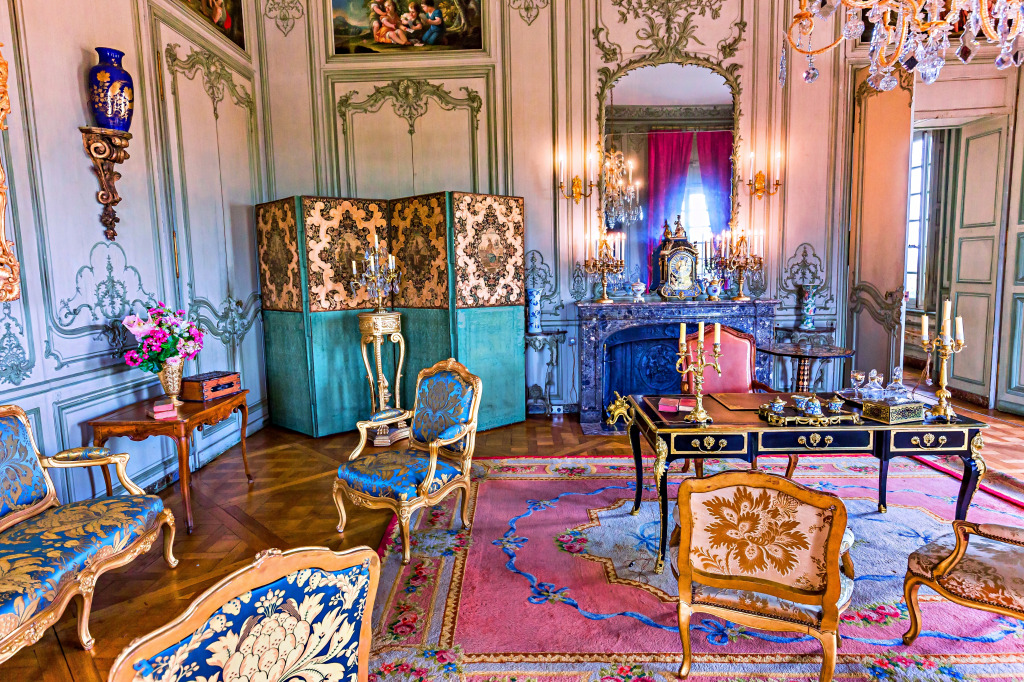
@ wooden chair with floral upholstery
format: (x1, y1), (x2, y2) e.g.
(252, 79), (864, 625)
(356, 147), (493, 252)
(108, 546), (379, 682)
(334, 358), (482, 565)
(0, 404), (177, 664)
(675, 470), (854, 682)
(903, 519), (1024, 645)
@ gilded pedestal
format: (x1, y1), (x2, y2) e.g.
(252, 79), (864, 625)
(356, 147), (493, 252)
(358, 310), (409, 446)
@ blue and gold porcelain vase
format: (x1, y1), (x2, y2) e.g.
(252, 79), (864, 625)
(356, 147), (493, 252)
(89, 48), (133, 131)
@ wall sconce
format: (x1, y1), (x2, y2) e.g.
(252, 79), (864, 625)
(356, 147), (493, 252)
(747, 152), (782, 200)
(79, 126), (131, 241)
(558, 152), (596, 204)
(0, 45), (21, 302)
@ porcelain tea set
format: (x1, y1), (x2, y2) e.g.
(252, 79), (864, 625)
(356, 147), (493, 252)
(769, 393), (846, 417)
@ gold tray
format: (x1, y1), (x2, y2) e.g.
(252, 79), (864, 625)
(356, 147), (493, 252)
(757, 405), (864, 427)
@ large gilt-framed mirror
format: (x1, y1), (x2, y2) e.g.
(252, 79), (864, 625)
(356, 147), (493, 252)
(598, 60), (739, 294)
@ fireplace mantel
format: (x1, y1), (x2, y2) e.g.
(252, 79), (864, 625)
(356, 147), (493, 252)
(578, 300), (779, 434)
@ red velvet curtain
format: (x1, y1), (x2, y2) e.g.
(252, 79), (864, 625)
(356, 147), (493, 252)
(646, 131), (693, 286)
(695, 131), (734, 236)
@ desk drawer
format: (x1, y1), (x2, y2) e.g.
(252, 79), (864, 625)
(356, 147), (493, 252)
(889, 429), (968, 453)
(672, 433), (747, 455)
(758, 430), (873, 452)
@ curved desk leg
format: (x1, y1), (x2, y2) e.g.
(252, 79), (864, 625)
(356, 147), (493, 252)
(956, 433), (986, 521)
(92, 436), (113, 496)
(656, 457), (669, 575)
(878, 458), (889, 513)
(238, 402), (253, 484)
(629, 419), (642, 515)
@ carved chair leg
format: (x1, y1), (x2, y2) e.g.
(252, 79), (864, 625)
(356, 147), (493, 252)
(786, 453), (799, 478)
(333, 481), (348, 535)
(817, 630), (837, 682)
(677, 602), (693, 678)
(74, 592), (95, 651)
(399, 512), (412, 565)
(162, 511), (179, 568)
(837, 632), (843, 648)
(750, 456), (758, 470)
(680, 459), (691, 474)
(841, 550), (855, 579)
(459, 484), (471, 529)
(902, 575), (924, 645)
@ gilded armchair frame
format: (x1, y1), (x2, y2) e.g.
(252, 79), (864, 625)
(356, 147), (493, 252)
(334, 358), (483, 564)
(0, 405), (177, 664)
(903, 519), (1024, 645)
(108, 546), (380, 682)
(676, 471), (849, 682)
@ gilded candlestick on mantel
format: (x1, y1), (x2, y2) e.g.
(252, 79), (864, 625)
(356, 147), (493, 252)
(713, 228), (764, 302)
(585, 228), (625, 304)
(921, 300), (965, 423)
(676, 321), (722, 425)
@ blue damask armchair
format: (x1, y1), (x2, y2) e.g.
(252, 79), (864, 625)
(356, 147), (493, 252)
(334, 358), (483, 564)
(108, 546), (380, 682)
(0, 404), (177, 664)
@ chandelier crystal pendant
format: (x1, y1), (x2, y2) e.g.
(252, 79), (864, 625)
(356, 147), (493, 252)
(601, 149), (643, 231)
(786, 0), (1024, 91)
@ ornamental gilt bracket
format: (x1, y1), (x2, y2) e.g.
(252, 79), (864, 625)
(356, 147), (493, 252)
(79, 126), (131, 241)
(0, 44), (20, 300)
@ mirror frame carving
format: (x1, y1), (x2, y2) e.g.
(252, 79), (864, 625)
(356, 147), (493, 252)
(0, 44), (20, 302)
(596, 54), (742, 236)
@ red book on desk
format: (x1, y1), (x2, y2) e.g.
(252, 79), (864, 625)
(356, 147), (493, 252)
(658, 397), (696, 413)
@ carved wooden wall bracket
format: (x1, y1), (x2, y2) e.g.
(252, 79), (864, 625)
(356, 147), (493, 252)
(0, 44), (21, 301)
(79, 126), (131, 240)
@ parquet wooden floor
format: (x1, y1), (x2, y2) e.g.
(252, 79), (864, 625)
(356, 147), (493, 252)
(4, 412), (1023, 681)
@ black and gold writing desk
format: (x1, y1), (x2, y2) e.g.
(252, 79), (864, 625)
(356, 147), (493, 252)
(609, 392), (988, 574)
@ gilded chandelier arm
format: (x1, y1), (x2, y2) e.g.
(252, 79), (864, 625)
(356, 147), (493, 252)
(41, 450), (145, 495)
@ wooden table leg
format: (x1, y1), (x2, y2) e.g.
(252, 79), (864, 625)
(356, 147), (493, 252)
(629, 419), (643, 515)
(956, 432), (985, 521)
(238, 402), (253, 484)
(878, 457), (890, 513)
(656, 459), (669, 574)
(796, 357), (812, 393)
(93, 437), (113, 497)
(174, 435), (194, 533)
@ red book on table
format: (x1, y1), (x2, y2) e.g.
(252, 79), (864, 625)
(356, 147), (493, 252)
(152, 398), (176, 414)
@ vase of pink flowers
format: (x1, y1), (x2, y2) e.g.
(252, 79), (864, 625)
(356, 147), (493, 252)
(122, 303), (204, 404)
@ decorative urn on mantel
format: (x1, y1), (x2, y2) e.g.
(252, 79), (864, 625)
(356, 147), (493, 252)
(88, 48), (133, 132)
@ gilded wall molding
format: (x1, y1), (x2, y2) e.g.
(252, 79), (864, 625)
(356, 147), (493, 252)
(164, 43), (254, 119)
(509, 0), (550, 25)
(336, 79), (483, 137)
(264, 0), (305, 36)
(606, 103), (733, 126)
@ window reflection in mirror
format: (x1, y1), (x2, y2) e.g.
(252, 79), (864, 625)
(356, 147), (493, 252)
(603, 62), (735, 290)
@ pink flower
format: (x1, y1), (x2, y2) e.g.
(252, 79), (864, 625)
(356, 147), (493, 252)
(600, 677), (619, 682)
(840, 612), (856, 622)
(165, 355), (182, 366)
(397, 664), (411, 673)
(557, 534), (573, 543)
(434, 650), (457, 664)
(864, 611), (885, 623)
(124, 350), (141, 367)
(876, 604), (900, 618)
(893, 656), (913, 667)
(412, 669), (428, 678)
(368, 675), (378, 682)
(617, 666), (631, 675)
(123, 314), (156, 341)
(565, 542), (585, 553)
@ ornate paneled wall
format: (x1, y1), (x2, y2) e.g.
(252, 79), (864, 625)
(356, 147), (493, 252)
(0, 0), (268, 502)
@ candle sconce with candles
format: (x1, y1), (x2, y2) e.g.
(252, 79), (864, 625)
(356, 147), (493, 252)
(920, 299), (966, 423)
(677, 321), (723, 424)
(349, 235), (409, 446)
(747, 151), (782, 200)
(712, 228), (764, 302)
(558, 152), (597, 205)
(585, 228), (625, 304)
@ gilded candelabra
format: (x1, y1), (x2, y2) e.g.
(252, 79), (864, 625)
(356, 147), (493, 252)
(700, 240), (725, 302)
(350, 238), (409, 445)
(714, 230), (763, 302)
(676, 323), (722, 425)
(920, 302), (965, 423)
(558, 153), (596, 204)
(585, 230), (625, 304)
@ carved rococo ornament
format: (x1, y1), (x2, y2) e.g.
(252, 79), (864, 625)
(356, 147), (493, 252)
(264, 0), (305, 36)
(79, 127), (131, 241)
(164, 44), (254, 119)
(337, 79), (482, 136)
(510, 0), (550, 25)
(0, 44), (20, 301)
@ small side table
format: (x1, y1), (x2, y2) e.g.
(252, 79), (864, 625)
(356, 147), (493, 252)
(761, 343), (855, 393)
(89, 391), (252, 533)
(774, 325), (837, 390)
(525, 330), (567, 416)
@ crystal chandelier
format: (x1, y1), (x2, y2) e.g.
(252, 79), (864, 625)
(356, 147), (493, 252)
(785, 0), (1024, 91)
(602, 149), (643, 230)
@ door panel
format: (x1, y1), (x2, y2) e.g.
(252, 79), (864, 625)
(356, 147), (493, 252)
(847, 68), (913, 378)
(948, 116), (1008, 403)
(997, 80), (1024, 414)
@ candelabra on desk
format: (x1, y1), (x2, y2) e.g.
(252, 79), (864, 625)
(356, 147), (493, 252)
(676, 321), (723, 425)
(349, 236), (408, 446)
(920, 299), (965, 423)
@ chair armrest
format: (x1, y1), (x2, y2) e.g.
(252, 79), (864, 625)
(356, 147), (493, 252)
(41, 448), (145, 495)
(347, 409), (415, 461)
(931, 520), (1015, 578)
(751, 380), (775, 393)
(417, 422), (476, 496)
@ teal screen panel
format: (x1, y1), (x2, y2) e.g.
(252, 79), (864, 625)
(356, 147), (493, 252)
(263, 311), (314, 436)
(309, 311), (381, 436)
(456, 306), (525, 431)
(396, 308), (453, 408)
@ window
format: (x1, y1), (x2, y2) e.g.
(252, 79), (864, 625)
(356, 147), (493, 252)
(681, 144), (712, 243)
(905, 131), (932, 309)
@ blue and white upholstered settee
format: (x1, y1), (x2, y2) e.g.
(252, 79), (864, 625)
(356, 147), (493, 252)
(108, 546), (379, 682)
(0, 405), (177, 663)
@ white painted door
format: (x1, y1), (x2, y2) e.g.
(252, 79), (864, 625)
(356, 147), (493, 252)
(847, 68), (913, 381)
(947, 116), (1009, 405)
(997, 82), (1024, 415)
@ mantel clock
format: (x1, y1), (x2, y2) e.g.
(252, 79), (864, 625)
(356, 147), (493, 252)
(657, 218), (700, 300)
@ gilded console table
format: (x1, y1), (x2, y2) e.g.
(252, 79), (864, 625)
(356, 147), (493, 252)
(89, 391), (251, 533)
(611, 392), (987, 573)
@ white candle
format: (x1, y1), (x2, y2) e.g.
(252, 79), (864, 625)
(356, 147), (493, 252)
(955, 316), (964, 342)
(352, 260), (357, 276)
(774, 152), (781, 183)
(559, 155), (566, 185)
(921, 314), (929, 342)
(943, 299), (951, 323)
(714, 322), (721, 344)
(389, 254), (395, 269)
(698, 321), (705, 340)
(588, 152), (596, 184)
(373, 233), (379, 249)
(679, 323), (686, 350)
(941, 317), (951, 342)
(628, 160), (634, 185)
(748, 152), (755, 181)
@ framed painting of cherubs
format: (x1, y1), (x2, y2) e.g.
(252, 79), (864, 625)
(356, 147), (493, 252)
(175, 0), (246, 50)
(332, 0), (482, 55)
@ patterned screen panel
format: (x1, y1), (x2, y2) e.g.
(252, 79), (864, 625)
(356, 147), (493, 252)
(391, 193), (449, 309)
(451, 193), (526, 309)
(255, 198), (302, 313)
(303, 197), (389, 312)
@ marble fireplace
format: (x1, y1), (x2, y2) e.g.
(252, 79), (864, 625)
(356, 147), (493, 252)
(578, 300), (778, 434)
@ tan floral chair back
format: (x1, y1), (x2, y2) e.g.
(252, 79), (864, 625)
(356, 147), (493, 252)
(108, 546), (380, 682)
(678, 471), (847, 616)
(0, 406), (59, 532)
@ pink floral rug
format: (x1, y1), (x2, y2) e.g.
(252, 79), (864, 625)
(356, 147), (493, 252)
(368, 454), (1024, 681)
